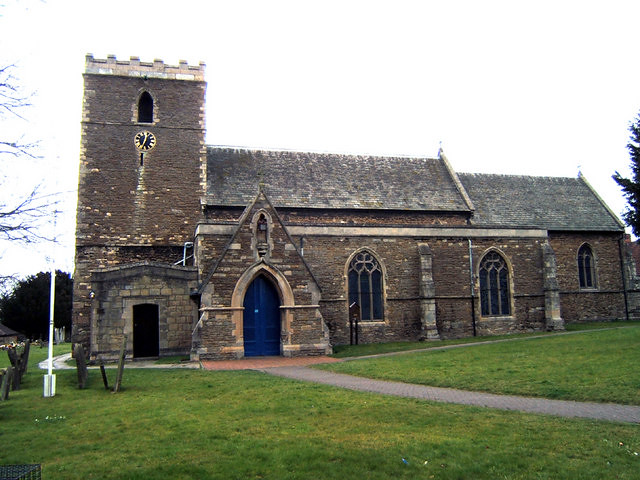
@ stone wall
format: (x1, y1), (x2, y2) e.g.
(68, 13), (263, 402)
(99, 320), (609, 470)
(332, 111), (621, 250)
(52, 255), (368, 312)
(193, 194), (331, 360)
(89, 263), (198, 361)
(72, 55), (206, 353)
(72, 245), (185, 351)
(77, 65), (205, 246)
(549, 232), (626, 322)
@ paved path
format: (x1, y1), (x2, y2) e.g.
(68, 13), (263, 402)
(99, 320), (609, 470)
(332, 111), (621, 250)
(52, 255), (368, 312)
(261, 365), (640, 424)
(38, 353), (200, 370)
(201, 356), (341, 370)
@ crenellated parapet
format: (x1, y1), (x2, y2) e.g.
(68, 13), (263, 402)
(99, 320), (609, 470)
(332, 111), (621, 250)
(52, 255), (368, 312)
(85, 54), (205, 81)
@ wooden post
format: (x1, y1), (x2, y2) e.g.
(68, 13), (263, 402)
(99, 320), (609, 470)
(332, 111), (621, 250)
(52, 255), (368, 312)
(112, 335), (127, 393)
(99, 363), (110, 390)
(349, 302), (360, 345)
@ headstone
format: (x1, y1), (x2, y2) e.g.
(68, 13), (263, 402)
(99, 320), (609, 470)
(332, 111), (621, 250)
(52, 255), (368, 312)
(0, 369), (5, 401)
(21, 341), (30, 375)
(74, 343), (88, 389)
(6, 342), (29, 390)
(0, 367), (13, 401)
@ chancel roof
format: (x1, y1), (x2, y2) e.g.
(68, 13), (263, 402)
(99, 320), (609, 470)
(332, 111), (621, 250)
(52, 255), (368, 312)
(205, 147), (473, 212)
(458, 173), (624, 231)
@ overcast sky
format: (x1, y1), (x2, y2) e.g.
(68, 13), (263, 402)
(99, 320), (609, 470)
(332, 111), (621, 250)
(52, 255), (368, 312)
(1, 0), (639, 279)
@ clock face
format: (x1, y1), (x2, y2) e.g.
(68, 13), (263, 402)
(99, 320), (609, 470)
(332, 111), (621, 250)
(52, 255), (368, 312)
(134, 131), (157, 151)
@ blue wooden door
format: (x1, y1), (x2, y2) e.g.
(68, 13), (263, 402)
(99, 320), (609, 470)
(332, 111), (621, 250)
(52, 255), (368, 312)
(243, 276), (281, 356)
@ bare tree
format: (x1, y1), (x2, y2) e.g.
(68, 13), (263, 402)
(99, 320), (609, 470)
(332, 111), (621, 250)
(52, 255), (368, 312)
(0, 64), (37, 158)
(0, 64), (59, 285)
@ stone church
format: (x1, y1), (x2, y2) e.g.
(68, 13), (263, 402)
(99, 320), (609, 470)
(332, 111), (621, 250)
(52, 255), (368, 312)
(71, 55), (638, 361)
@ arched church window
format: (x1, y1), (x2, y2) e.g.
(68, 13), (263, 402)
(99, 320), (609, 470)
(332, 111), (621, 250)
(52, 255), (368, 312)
(578, 244), (597, 289)
(479, 251), (511, 316)
(348, 250), (384, 321)
(138, 91), (154, 123)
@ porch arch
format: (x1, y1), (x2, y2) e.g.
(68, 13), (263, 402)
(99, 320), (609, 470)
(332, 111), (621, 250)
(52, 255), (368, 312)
(230, 262), (296, 355)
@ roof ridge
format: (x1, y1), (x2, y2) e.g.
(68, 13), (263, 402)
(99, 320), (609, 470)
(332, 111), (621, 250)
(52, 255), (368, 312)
(458, 171), (579, 181)
(206, 145), (439, 161)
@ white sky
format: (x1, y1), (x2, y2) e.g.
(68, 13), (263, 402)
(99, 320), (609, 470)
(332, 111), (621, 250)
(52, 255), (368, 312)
(1, 0), (639, 279)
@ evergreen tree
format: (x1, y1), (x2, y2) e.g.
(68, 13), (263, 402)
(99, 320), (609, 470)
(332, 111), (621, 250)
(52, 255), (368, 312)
(0, 270), (72, 339)
(613, 112), (640, 236)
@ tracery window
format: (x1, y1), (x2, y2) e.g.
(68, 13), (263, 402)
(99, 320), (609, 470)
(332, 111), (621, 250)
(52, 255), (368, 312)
(578, 244), (597, 289)
(348, 250), (384, 321)
(479, 251), (511, 316)
(138, 91), (154, 123)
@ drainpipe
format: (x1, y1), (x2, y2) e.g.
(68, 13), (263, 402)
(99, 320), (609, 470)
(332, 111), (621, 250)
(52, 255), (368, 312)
(618, 234), (630, 321)
(182, 242), (194, 266)
(469, 239), (477, 336)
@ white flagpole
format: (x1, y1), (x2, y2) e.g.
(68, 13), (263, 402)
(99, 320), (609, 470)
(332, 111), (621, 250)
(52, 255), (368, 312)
(44, 211), (57, 397)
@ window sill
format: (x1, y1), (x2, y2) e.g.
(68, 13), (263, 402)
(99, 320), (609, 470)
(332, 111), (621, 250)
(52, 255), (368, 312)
(357, 320), (386, 326)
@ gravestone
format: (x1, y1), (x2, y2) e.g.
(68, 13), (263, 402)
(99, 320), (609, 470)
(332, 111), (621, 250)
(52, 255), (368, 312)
(74, 343), (88, 389)
(6, 341), (30, 390)
(0, 367), (14, 401)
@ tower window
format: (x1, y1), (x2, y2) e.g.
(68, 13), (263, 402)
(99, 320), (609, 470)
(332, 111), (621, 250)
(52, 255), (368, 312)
(138, 91), (153, 123)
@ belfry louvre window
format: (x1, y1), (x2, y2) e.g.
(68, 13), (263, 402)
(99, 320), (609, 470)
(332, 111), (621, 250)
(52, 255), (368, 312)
(138, 91), (153, 123)
(348, 251), (384, 321)
(479, 251), (511, 316)
(578, 244), (596, 288)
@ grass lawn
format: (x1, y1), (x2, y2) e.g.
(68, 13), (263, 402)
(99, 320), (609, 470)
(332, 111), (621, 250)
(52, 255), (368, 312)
(1, 330), (639, 479)
(330, 321), (640, 358)
(319, 324), (640, 405)
(0, 362), (639, 479)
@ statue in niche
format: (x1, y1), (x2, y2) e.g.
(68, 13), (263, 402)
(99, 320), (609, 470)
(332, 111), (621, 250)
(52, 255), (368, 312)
(256, 214), (268, 257)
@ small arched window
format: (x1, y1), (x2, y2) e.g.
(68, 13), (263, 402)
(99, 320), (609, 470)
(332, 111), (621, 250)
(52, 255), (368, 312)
(578, 244), (597, 289)
(348, 250), (384, 321)
(138, 91), (154, 123)
(479, 251), (511, 316)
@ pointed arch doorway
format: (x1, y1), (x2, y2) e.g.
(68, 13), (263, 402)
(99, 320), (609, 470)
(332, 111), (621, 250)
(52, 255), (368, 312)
(243, 275), (281, 356)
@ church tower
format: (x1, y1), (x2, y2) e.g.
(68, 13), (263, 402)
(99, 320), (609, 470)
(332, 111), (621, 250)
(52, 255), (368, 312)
(72, 55), (206, 352)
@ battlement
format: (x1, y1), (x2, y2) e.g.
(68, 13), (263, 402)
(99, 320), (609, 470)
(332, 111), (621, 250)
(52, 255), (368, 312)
(85, 54), (205, 81)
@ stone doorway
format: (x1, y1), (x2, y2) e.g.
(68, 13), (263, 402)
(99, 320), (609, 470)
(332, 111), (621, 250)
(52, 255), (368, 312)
(133, 303), (160, 358)
(243, 275), (281, 356)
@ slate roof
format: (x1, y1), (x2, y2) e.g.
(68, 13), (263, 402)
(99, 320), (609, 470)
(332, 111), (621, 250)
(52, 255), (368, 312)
(205, 148), (472, 212)
(458, 173), (624, 231)
(204, 147), (623, 232)
(0, 323), (22, 338)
